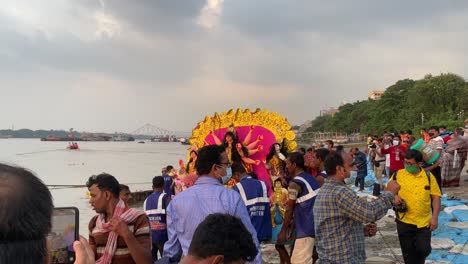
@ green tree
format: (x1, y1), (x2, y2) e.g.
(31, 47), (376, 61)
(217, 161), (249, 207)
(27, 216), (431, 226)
(307, 73), (467, 134)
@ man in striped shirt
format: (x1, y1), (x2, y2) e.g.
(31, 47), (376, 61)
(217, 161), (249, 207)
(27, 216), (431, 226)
(87, 173), (152, 264)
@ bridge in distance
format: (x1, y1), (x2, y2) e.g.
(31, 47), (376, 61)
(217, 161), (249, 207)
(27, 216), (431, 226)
(131, 124), (191, 141)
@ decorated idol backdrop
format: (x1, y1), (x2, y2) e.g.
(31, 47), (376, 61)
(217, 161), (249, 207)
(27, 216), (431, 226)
(188, 108), (297, 194)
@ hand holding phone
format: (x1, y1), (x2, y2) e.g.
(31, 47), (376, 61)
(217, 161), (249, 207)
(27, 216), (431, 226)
(48, 207), (79, 264)
(73, 236), (95, 264)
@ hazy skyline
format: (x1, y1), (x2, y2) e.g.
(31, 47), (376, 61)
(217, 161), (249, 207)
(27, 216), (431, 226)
(1, 1), (468, 133)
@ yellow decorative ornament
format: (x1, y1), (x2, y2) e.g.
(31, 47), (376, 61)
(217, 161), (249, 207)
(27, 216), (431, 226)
(189, 108), (296, 153)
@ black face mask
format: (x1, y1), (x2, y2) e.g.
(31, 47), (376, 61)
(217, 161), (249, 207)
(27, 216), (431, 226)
(429, 132), (435, 137)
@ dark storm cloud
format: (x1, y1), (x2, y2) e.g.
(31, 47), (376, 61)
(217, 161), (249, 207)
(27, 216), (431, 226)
(103, 0), (206, 36)
(222, 0), (468, 38)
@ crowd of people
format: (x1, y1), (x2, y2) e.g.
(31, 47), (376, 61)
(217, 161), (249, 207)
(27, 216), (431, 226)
(1, 120), (467, 264)
(364, 124), (468, 190)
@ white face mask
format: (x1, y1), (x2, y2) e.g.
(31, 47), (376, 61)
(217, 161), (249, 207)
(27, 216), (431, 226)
(393, 140), (400, 146)
(324, 144), (329, 149)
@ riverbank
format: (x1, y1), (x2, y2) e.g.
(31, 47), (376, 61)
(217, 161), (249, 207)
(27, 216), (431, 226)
(261, 165), (468, 264)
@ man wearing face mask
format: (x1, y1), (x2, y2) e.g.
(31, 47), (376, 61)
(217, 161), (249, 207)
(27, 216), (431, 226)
(163, 145), (262, 263)
(388, 150), (441, 264)
(324, 140), (334, 153)
(381, 135), (407, 176)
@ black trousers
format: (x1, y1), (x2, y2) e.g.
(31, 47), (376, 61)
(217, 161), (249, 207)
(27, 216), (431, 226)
(396, 221), (432, 264)
(152, 243), (164, 261)
(430, 166), (442, 193)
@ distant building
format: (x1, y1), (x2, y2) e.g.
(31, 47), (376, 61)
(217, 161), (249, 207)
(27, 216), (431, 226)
(320, 107), (339, 117)
(368, 90), (384, 100)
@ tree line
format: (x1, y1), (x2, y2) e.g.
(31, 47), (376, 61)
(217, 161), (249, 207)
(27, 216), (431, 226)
(306, 73), (468, 135)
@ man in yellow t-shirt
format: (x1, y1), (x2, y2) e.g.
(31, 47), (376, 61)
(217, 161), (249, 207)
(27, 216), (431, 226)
(388, 149), (441, 264)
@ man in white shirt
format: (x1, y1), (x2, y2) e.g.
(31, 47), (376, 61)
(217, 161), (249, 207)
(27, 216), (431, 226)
(425, 126), (443, 192)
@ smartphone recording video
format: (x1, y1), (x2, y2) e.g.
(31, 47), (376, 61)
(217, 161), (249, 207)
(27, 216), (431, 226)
(48, 207), (79, 264)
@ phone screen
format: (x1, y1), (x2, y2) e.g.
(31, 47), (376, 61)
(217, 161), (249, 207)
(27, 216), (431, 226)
(48, 207), (79, 264)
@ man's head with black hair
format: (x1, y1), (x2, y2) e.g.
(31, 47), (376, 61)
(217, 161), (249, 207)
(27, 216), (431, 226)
(195, 145), (228, 182)
(350, 147), (360, 155)
(428, 126), (440, 138)
(231, 162), (246, 182)
(166, 165), (175, 175)
(119, 184), (132, 206)
(0, 163), (53, 264)
(286, 152), (305, 177)
(313, 148), (330, 169)
(86, 173), (120, 215)
(324, 152), (354, 182)
(335, 145), (344, 154)
(248, 172), (258, 180)
(405, 149), (424, 164)
(182, 213), (258, 264)
(455, 127), (464, 137)
(298, 147), (306, 155)
(152, 176), (164, 190)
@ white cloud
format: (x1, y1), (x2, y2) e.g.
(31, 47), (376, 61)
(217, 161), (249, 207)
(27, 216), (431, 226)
(94, 11), (122, 39)
(197, 0), (224, 30)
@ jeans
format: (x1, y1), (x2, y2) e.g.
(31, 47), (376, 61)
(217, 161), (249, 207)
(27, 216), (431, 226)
(396, 221), (432, 264)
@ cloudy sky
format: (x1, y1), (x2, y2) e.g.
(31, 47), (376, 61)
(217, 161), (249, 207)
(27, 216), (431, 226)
(1, 0), (468, 133)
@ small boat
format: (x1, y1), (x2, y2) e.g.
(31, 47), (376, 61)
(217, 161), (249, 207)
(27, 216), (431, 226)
(67, 142), (80, 150)
(138, 141), (145, 144)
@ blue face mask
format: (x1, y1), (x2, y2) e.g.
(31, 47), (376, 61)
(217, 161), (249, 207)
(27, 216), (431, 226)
(221, 166), (233, 184)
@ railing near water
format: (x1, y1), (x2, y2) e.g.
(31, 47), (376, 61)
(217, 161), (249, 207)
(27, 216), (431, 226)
(295, 131), (367, 146)
(129, 190), (153, 205)
(46, 184), (153, 206)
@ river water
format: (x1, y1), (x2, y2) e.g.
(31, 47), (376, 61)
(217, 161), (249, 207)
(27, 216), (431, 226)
(0, 138), (187, 235)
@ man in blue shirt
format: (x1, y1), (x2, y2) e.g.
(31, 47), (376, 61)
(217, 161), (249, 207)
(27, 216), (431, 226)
(351, 148), (368, 191)
(231, 163), (272, 242)
(278, 152), (320, 264)
(163, 165), (175, 196)
(163, 145), (262, 263)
